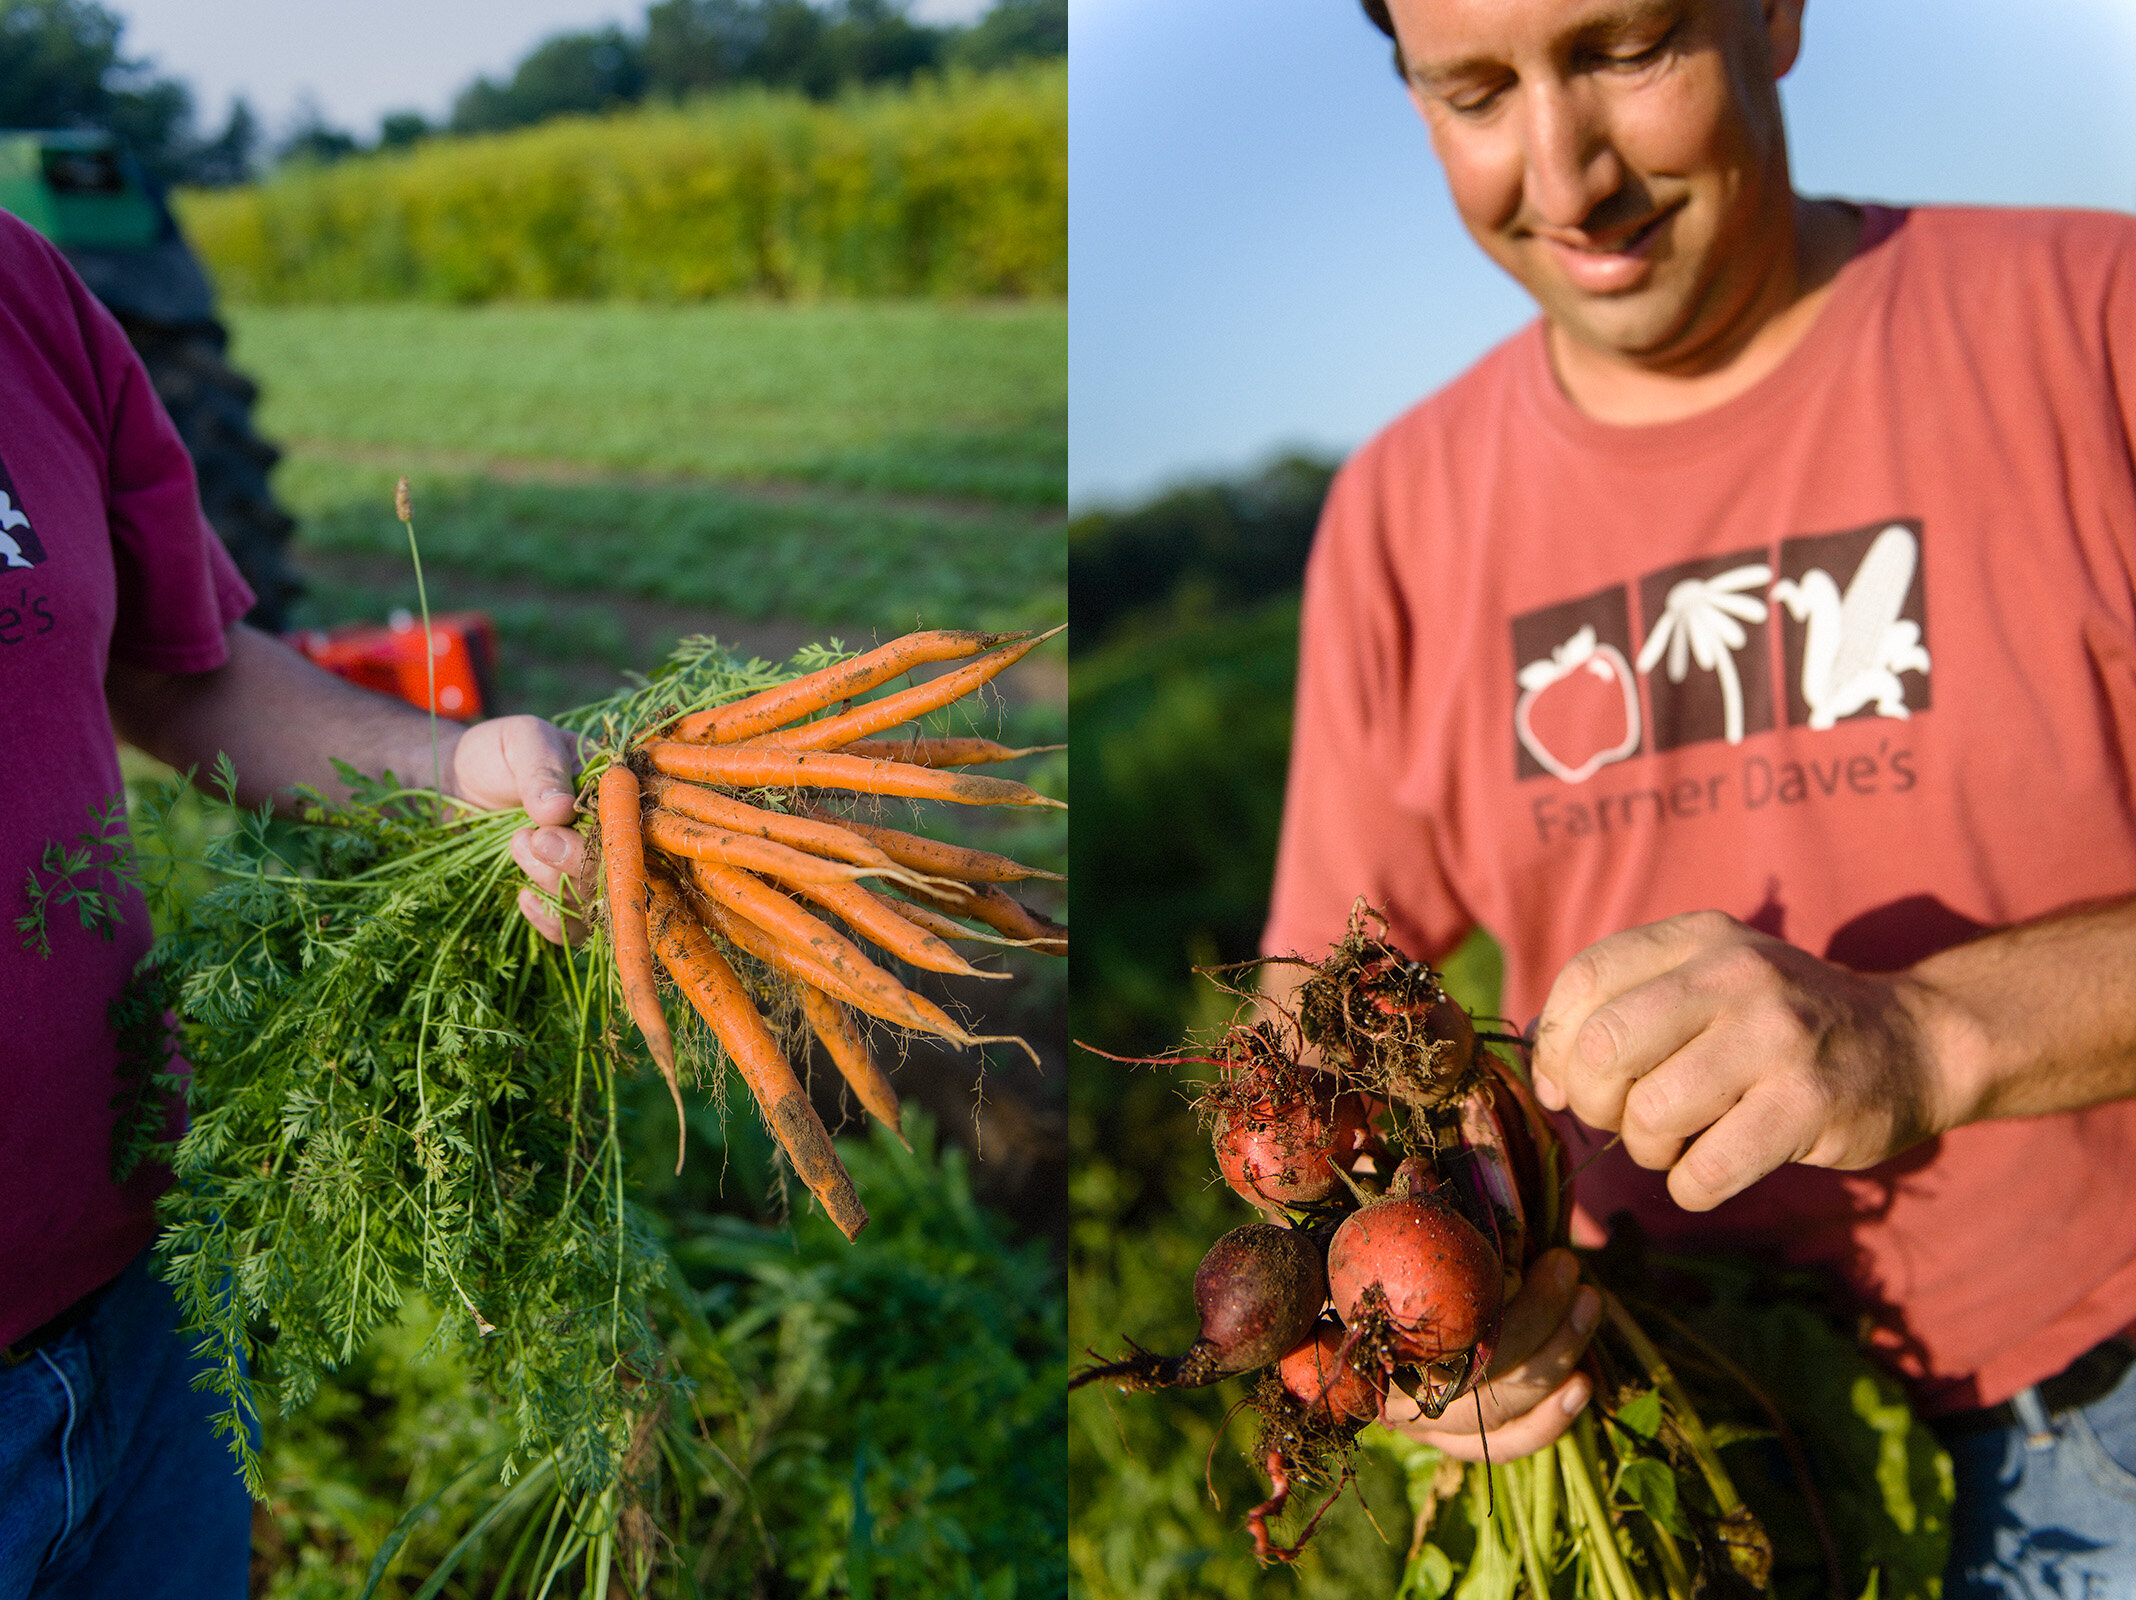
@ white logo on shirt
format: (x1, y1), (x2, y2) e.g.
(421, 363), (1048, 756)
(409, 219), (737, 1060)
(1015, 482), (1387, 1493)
(1635, 562), (1774, 746)
(1769, 524), (1931, 730)
(0, 492), (32, 569)
(1514, 624), (1642, 784)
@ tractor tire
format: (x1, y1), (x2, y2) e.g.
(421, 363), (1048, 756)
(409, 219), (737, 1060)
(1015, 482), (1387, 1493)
(122, 317), (305, 633)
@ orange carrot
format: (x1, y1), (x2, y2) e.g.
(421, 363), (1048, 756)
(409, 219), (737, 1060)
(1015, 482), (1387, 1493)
(642, 741), (1064, 810)
(684, 861), (950, 1035)
(836, 737), (1062, 767)
(803, 809), (1062, 884)
(861, 888), (1044, 949)
(642, 810), (884, 887)
(796, 984), (905, 1147)
(694, 892), (899, 1022)
(742, 627), (1064, 754)
(666, 629), (1028, 745)
(647, 877), (867, 1239)
(899, 878), (1069, 956)
(645, 777), (912, 876)
(598, 765), (685, 1171)
(790, 876), (1010, 980)
(690, 879), (1029, 1059)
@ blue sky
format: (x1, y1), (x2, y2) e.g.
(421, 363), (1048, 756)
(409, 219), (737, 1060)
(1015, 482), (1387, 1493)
(1069, 0), (2136, 509)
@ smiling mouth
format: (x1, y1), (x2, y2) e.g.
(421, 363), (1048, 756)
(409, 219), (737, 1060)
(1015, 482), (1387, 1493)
(1546, 203), (1675, 259)
(1530, 201), (1680, 294)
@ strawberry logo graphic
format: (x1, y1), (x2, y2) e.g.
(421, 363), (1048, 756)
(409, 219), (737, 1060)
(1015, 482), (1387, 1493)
(1514, 625), (1642, 784)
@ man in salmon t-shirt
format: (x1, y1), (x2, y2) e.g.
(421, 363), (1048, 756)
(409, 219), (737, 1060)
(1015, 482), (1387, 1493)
(1259, 0), (2136, 1584)
(0, 208), (595, 1594)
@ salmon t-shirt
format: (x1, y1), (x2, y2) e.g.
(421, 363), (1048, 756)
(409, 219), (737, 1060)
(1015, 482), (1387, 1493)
(1263, 204), (2136, 1414)
(0, 211), (252, 1347)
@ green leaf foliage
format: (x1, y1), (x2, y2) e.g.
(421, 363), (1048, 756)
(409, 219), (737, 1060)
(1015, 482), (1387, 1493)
(138, 639), (809, 1494)
(247, 1108), (1063, 1599)
(1573, 1249), (1952, 1600)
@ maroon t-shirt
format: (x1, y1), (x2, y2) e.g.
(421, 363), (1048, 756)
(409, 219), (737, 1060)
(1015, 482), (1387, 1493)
(1265, 205), (2136, 1413)
(0, 211), (252, 1346)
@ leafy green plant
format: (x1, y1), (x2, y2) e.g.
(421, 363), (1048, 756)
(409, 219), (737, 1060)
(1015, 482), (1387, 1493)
(243, 1104), (1064, 1599)
(17, 791), (134, 956)
(134, 640), (830, 1494)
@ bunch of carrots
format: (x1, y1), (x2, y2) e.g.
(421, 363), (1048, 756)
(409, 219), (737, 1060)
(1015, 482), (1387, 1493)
(594, 625), (1067, 1240)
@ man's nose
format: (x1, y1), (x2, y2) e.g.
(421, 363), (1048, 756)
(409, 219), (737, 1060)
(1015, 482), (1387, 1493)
(1520, 79), (1623, 231)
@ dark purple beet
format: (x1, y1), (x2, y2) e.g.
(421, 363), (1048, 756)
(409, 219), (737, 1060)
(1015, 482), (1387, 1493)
(1071, 1224), (1327, 1392)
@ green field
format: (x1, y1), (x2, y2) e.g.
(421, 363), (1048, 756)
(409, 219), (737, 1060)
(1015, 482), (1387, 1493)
(235, 301), (1066, 715)
(240, 301), (1066, 500)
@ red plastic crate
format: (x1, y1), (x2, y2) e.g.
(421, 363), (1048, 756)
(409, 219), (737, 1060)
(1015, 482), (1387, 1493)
(288, 610), (497, 720)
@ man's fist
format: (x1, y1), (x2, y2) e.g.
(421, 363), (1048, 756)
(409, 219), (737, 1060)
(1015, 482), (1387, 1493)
(1529, 910), (1951, 1211)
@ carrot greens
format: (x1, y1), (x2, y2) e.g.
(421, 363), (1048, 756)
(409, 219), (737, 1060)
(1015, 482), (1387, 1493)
(132, 639), (832, 1494)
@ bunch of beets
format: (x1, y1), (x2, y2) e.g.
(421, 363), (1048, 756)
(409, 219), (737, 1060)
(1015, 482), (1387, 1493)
(1076, 907), (1782, 1589)
(1075, 908), (1560, 1561)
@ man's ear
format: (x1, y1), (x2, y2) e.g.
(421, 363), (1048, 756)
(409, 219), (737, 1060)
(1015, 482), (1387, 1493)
(1764, 0), (1807, 79)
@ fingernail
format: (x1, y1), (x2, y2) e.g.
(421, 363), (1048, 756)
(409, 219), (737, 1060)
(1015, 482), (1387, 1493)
(531, 831), (568, 865)
(1562, 1377), (1591, 1416)
(1573, 1287), (1601, 1337)
(1533, 1071), (1562, 1109)
(1554, 1253), (1579, 1294)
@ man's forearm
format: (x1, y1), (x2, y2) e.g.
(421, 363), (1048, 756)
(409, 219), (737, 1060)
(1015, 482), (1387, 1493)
(106, 621), (465, 811)
(1912, 893), (2136, 1129)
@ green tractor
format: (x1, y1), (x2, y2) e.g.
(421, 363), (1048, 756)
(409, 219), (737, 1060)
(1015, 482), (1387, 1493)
(0, 128), (302, 628)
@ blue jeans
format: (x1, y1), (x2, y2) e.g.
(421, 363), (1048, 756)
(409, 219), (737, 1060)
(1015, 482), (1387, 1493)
(1945, 1357), (2136, 1597)
(0, 1247), (250, 1597)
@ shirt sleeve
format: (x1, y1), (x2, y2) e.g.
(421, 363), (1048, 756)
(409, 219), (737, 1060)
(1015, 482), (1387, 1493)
(72, 269), (254, 674)
(1261, 447), (1475, 966)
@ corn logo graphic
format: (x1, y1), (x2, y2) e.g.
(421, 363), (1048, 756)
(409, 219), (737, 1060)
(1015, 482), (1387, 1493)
(1771, 523), (1931, 730)
(1510, 519), (1931, 783)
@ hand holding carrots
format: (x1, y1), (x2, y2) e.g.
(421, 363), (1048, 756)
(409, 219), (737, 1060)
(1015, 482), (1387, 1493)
(591, 625), (1067, 1238)
(442, 711), (596, 943)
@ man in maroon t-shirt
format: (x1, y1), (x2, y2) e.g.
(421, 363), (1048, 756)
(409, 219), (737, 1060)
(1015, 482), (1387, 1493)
(0, 211), (593, 1592)
(1259, 0), (2136, 1584)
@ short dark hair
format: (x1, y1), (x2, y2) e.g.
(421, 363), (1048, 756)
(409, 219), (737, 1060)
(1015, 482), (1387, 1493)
(1358, 0), (1407, 76)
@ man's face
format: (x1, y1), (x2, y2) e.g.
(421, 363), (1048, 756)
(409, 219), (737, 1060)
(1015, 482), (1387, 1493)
(1385, 0), (1805, 370)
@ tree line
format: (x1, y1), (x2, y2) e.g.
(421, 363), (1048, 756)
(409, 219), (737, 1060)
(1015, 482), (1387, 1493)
(0, 0), (1065, 185)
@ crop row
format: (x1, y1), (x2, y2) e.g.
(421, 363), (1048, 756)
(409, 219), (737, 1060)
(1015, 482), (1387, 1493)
(281, 461), (1064, 634)
(181, 65), (1066, 305)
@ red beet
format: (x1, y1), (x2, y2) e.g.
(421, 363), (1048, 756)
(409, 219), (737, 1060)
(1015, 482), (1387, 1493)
(1277, 1318), (1386, 1424)
(1325, 1166), (1502, 1415)
(1071, 1223), (1327, 1392)
(1213, 1088), (1374, 1213)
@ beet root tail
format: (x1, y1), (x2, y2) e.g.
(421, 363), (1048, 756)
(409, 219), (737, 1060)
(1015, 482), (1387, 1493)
(1068, 1338), (1227, 1394)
